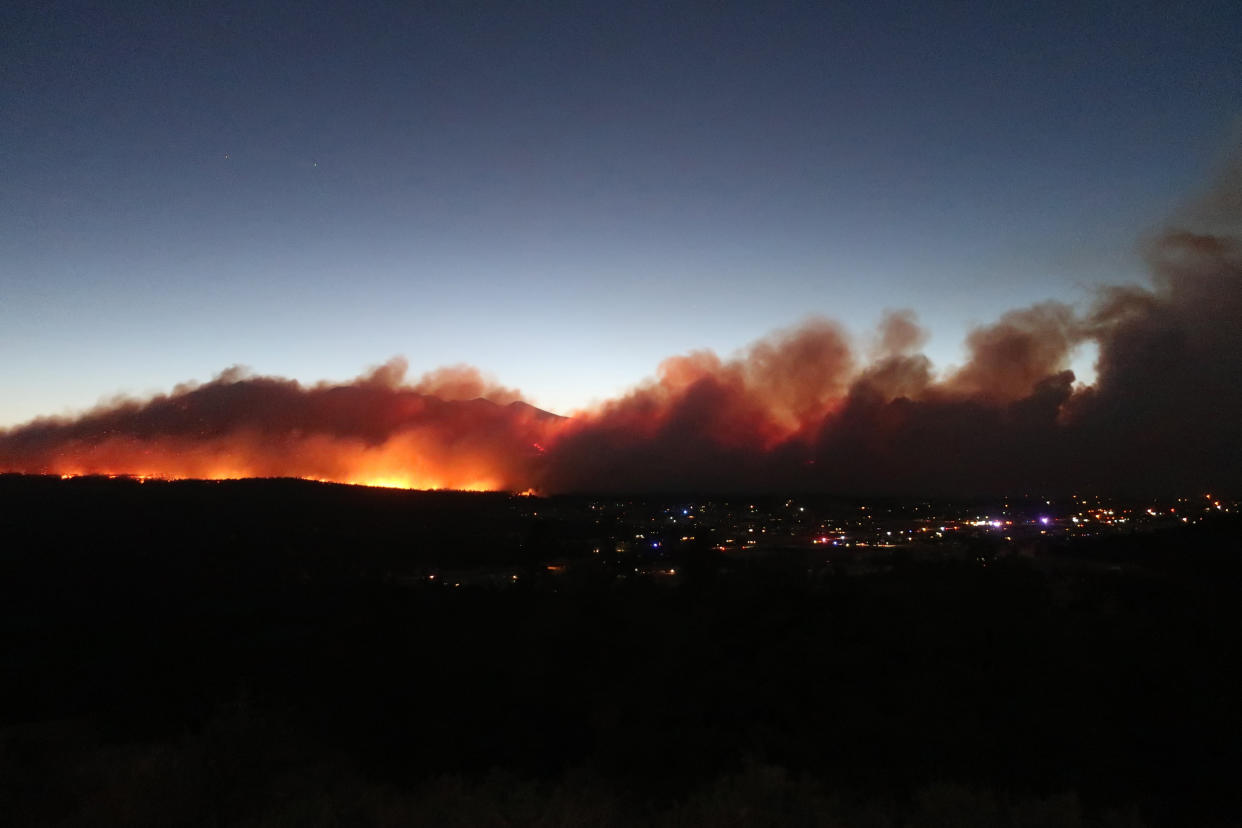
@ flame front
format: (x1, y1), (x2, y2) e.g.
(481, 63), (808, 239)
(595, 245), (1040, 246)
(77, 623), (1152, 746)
(0, 362), (560, 492)
(25, 426), (548, 492)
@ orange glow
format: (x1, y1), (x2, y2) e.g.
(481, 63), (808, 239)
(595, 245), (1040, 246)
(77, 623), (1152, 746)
(0, 357), (572, 492)
(10, 419), (555, 492)
(19, 436), (526, 492)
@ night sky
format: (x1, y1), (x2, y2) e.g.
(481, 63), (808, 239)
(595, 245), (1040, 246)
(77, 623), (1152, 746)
(5, 0), (1239, 425)
(2, 1), (1241, 495)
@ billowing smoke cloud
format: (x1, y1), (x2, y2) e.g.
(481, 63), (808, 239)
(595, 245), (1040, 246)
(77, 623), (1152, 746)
(407, 362), (525, 406)
(543, 220), (1240, 495)
(1065, 229), (1242, 494)
(3, 181), (1239, 495)
(539, 164), (1242, 496)
(0, 360), (557, 491)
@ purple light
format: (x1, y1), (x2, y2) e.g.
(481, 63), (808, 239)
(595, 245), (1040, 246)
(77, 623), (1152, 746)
(1040, 516), (1050, 525)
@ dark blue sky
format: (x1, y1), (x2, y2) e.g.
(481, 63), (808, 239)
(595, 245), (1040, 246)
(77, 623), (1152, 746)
(4, 0), (1240, 422)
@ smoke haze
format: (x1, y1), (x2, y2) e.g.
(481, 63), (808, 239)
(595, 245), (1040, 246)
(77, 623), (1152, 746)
(4, 193), (1239, 496)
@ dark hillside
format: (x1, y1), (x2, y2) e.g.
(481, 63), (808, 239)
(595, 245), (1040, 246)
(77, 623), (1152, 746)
(2, 475), (1239, 826)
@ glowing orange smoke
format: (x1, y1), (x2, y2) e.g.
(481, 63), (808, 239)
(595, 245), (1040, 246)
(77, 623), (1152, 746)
(23, 424), (550, 492)
(0, 360), (560, 492)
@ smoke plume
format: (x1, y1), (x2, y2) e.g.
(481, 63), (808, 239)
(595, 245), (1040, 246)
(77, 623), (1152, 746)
(3, 182), (1239, 495)
(0, 361), (557, 491)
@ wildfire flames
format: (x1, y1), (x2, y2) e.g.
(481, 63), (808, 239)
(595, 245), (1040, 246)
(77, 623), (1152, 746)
(3, 222), (1240, 495)
(2, 365), (560, 492)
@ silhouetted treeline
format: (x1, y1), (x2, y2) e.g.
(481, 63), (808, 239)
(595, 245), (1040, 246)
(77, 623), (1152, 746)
(1, 475), (1239, 826)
